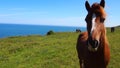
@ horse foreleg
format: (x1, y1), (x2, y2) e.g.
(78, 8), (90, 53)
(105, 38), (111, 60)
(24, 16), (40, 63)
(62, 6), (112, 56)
(79, 59), (84, 68)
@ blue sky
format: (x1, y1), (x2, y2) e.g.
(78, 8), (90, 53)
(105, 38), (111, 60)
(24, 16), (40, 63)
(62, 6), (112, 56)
(0, 0), (119, 27)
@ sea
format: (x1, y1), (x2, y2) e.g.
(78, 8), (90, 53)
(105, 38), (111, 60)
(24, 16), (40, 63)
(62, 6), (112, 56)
(0, 24), (86, 38)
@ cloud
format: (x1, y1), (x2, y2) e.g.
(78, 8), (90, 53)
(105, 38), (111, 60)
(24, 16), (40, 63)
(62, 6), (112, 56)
(0, 7), (86, 27)
(8, 8), (26, 11)
(40, 16), (86, 26)
(0, 13), (22, 17)
(0, 11), (48, 17)
(0, 16), (86, 27)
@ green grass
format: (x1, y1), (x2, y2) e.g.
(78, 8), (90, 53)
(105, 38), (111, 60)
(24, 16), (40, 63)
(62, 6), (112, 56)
(0, 27), (120, 68)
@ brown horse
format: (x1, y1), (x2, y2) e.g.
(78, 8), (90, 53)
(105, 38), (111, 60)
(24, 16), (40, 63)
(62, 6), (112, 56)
(76, 0), (110, 68)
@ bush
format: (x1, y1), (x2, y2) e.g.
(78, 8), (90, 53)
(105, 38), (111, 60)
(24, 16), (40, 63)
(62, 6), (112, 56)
(76, 29), (81, 33)
(47, 30), (54, 35)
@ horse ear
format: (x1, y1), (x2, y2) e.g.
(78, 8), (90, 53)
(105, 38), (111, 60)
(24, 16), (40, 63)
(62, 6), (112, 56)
(85, 1), (91, 12)
(100, 0), (105, 8)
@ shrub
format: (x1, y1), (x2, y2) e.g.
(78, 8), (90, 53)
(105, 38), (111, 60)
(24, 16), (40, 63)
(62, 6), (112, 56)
(47, 30), (54, 35)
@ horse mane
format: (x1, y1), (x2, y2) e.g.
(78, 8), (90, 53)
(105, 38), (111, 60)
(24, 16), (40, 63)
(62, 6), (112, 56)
(92, 3), (106, 18)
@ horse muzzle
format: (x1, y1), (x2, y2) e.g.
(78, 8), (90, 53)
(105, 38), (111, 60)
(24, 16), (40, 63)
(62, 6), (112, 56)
(88, 39), (99, 52)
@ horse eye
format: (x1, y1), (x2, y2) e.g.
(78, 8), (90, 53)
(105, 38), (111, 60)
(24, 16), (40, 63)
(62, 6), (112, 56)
(100, 18), (105, 23)
(95, 12), (101, 16)
(85, 16), (90, 23)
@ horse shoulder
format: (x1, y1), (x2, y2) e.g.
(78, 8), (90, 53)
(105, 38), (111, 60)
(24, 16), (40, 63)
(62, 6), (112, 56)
(76, 32), (88, 58)
(104, 42), (110, 66)
(77, 31), (88, 42)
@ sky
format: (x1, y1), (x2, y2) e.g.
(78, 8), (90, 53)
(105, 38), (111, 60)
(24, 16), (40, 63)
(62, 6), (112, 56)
(0, 0), (119, 27)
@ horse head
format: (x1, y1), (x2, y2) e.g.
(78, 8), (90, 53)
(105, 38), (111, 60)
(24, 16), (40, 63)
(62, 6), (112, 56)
(85, 0), (106, 52)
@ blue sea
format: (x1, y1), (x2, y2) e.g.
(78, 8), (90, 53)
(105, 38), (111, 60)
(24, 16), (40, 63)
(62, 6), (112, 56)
(0, 24), (86, 38)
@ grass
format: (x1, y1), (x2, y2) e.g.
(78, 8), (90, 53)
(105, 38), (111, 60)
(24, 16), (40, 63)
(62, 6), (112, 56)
(0, 27), (120, 68)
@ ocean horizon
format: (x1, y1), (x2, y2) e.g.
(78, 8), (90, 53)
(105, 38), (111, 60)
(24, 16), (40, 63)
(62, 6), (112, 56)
(0, 23), (86, 38)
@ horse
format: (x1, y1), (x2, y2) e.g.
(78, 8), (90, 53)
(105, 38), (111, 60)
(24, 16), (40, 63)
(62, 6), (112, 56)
(76, 0), (110, 68)
(111, 27), (115, 32)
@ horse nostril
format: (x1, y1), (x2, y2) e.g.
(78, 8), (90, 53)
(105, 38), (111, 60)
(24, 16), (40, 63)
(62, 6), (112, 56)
(94, 40), (99, 48)
(89, 40), (99, 48)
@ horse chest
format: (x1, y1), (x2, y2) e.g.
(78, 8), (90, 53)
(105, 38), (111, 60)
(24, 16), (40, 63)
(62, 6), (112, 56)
(84, 51), (105, 68)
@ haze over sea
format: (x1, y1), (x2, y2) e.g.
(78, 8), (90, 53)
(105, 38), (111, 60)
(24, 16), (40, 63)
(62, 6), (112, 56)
(0, 24), (86, 38)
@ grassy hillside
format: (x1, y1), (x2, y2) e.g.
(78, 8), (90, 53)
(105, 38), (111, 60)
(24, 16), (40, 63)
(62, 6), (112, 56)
(0, 27), (120, 68)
